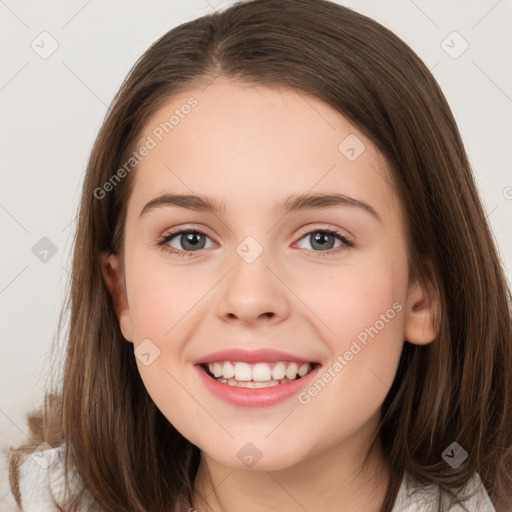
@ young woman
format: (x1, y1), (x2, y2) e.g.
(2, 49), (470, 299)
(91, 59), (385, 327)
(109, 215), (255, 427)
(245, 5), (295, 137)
(8, 0), (512, 510)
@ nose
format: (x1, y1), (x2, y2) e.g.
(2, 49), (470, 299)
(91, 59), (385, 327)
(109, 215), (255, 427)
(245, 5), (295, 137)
(214, 248), (291, 327)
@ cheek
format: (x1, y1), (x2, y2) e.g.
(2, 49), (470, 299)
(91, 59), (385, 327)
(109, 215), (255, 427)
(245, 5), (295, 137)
(291, 254), (406, 411)
(291, 254), (404, 346)
(126, 254), (208, 340)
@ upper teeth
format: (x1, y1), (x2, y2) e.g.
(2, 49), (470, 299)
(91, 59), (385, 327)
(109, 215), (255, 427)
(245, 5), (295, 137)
(207, 361), (312, 382)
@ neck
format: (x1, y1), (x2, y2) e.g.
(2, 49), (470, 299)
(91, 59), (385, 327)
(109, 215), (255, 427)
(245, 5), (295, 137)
(191, 421), (391, 512)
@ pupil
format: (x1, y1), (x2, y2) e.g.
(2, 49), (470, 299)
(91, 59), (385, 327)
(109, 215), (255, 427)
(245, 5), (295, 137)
(312, 232), (333, 250)
(183, 232), (204, 250)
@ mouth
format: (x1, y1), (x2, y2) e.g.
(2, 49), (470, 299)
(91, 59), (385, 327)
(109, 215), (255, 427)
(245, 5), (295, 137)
(198, 360), (320, 388)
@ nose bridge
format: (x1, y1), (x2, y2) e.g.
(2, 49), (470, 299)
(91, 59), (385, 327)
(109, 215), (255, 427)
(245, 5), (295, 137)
(229, 234), (274, 299)
(215, 234), (289, 323)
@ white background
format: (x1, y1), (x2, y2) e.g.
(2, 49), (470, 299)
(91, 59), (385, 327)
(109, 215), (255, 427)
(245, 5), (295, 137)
(1, 0), (511, 508)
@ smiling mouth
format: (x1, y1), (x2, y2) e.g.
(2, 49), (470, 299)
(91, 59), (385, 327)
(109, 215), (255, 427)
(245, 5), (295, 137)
(200, 361), (320, 388)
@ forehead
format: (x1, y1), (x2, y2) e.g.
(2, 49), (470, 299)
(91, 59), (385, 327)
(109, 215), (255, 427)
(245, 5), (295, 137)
(127, 77), (399, 223)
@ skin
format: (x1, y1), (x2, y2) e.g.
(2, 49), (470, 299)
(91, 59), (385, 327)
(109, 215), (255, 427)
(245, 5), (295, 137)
(102, 76), (438, 511)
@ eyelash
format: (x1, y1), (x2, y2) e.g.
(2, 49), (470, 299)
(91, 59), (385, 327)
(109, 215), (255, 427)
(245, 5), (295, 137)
(156, 227), (355, 258)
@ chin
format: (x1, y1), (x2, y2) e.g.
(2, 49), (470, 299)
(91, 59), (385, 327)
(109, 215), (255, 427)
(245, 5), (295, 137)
(199, 438), (309, 472)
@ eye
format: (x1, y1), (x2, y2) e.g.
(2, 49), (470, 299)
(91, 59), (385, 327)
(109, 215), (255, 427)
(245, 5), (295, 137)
(157, 226), (354, 258)
(295, 228), (354, 257)
(157, 228), (215, 257)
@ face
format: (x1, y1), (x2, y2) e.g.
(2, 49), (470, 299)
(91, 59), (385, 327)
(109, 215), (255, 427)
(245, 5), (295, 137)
(103, 76), (437, 472)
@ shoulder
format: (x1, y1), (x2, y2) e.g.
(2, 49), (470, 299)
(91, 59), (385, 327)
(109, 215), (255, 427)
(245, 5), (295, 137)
(16, 442), (99, 511)
(392, 470), (496, 511)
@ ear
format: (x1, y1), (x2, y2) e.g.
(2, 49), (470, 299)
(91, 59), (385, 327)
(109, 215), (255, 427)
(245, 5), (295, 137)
(403, 277), (440, 346)
(100, 252), (134, 343)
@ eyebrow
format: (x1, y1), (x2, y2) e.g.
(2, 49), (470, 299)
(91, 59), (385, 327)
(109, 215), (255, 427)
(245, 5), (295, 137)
(139, 192), (381, 222)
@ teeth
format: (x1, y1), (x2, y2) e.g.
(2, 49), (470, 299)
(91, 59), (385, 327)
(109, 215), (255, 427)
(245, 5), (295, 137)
(234, 362), (252, 381)
(253, 363), (272, 382)
(298, 363), (309, 377)
(205, 360), (313, 382)
(223, 362), (235, 378)
(285, 362), (298, 380)
(212, 362), (222, 377)
(272, 362), (286, 380)
(210, 361), (235, 378)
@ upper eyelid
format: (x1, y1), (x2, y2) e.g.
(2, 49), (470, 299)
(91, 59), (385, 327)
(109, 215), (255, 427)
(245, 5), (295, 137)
(160, 224), (347, 238)
(161, 226), (214, 241)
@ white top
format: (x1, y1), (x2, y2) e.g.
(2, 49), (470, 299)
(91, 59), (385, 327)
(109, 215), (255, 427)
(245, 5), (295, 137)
(13, 443), (496, 511)
(392, 466), (497, 511)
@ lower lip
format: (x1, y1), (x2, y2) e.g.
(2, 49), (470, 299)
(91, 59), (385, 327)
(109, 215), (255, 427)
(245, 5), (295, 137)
(194, 363), (321, 408)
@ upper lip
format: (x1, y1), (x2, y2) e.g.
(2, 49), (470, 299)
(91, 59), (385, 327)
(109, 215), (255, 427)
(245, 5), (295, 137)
(192, 348), (320, 365)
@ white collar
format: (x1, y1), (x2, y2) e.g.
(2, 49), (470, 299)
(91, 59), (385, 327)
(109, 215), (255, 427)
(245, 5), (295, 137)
(392, 469), (496, 511)
(17, 444), (496, 511)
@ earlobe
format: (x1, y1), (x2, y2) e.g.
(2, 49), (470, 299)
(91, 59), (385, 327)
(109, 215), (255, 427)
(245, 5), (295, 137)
(100, 252), (134, 343)
(403, 278), (440, 346)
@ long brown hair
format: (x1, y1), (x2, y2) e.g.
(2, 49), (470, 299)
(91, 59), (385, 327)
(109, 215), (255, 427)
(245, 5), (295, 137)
(7, 0), (512, 510)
